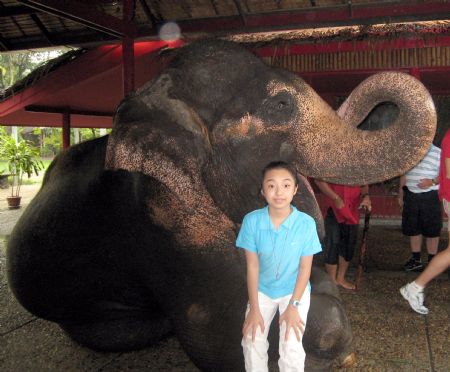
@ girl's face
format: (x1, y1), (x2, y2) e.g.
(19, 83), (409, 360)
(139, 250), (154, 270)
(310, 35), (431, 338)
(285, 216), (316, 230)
(261, 168), (298, 211)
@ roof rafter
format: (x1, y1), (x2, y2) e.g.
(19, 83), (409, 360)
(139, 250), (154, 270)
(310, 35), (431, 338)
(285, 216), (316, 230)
(0, 5), (35, 17)
(17, 0), (138, 38)
(30, 13), (53, 45)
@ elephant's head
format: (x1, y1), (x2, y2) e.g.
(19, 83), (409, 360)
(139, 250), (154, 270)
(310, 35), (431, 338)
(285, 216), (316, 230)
(107, 39), (436, 224)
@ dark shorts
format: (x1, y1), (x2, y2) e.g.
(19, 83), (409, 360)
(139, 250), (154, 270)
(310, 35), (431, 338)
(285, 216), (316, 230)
(324, 208), (358, 264)
(401, 188), (442, 237)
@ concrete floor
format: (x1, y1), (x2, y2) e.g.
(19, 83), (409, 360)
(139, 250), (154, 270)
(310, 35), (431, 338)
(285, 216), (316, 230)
(1, 185), (449, 371)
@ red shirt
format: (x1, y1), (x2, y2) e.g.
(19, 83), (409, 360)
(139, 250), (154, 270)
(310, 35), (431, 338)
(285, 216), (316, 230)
(321, 183), (361, 225)
(439, 130), (450, 201)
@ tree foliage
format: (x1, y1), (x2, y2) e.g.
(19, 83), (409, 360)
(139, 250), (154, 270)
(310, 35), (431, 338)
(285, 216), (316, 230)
(0, 49), (69, 91)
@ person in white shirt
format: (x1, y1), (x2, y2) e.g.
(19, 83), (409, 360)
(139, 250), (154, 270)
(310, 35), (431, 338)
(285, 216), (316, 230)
(398, 144), (441, 272)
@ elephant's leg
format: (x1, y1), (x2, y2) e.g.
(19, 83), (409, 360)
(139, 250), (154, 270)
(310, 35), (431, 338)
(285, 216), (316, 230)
(59, 308), (171, 351)
(144, 244), (247, 372)
(303, 268), (354, 370)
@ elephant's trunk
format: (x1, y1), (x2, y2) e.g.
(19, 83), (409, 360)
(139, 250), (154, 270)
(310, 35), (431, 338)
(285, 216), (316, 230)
(291, 72), (436, 185)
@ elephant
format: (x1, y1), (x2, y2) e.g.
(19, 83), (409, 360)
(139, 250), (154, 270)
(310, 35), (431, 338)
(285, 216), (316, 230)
(7, 39), (436, 371)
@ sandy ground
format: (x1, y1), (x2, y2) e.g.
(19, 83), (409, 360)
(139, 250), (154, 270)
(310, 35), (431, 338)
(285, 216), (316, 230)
(0, 184), (42, 235)
(1, 185), (450, 371)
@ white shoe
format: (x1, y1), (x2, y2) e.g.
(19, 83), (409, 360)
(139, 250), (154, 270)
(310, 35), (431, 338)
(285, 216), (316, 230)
(400, 282), (429, 315)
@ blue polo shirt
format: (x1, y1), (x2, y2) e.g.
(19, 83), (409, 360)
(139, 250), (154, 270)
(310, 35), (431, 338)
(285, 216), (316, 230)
(236, 206), (322, 299)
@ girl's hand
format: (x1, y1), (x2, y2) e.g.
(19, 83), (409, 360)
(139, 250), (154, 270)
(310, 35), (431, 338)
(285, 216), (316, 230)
(242, 308), (265, 342)
(279, 304), (305, 342)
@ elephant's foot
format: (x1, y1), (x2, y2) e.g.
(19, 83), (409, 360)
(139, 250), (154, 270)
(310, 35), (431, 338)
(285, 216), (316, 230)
(59, 314), (172, 352)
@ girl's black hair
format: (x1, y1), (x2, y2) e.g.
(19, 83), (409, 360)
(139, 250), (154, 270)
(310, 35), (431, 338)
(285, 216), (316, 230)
(261, 161), (299, 186)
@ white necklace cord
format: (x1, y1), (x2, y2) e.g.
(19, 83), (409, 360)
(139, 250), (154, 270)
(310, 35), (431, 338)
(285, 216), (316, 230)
(270, 229), (289, 280)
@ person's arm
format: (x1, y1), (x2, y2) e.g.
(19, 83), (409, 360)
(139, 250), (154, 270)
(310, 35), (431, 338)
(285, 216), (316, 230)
(242, 250), (264, 341)
(445, 157), (450, 179)
(279, 255), (313, 342)
(314, 179), (344, 209)
(398, 175), (406, 209)
(417, 177), (438, 189)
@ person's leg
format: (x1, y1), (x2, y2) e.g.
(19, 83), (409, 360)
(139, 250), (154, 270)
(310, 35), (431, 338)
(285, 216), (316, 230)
(336, 223), (358, 290)
(278, 289), (310, 372)
(421, 190), (442, 260)
(404, 235), (424, 271)
(410, 235), (423, 255)
(324, 209), (340, 283)
(401, 243), (450, 315)
(336, 256), (353, 289)
(415, 245), (450, 288)
(400, 198), (448, 315)
(402, 190), (423, 271)
(425, 237), (439, 256)
(325, 263), (337, 283)
(242, 292), (278, 372)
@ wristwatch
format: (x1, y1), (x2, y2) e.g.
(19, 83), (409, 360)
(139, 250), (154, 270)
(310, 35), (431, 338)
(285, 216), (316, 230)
(289, 299), (301, 308)
(431, 178), (438, 186)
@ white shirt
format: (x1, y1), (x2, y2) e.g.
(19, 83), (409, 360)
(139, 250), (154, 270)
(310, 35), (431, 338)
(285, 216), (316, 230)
(405, 144), (440, 193)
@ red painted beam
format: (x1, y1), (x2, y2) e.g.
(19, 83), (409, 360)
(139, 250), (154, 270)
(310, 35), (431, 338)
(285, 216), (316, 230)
(17, 0), (137, 38)
(0, 41), (169, 118)
(176, 1), (450, 34)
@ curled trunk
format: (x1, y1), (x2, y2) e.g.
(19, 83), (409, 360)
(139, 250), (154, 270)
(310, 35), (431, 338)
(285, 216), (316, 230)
(292, 72), (436, 185)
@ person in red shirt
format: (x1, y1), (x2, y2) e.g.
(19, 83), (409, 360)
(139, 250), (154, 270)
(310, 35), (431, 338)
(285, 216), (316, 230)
(315, 180), (371, 290)
(401, 130), (450, 314)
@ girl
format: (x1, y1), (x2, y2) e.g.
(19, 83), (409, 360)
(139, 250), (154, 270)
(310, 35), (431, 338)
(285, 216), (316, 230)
(236, 161), (322, 372)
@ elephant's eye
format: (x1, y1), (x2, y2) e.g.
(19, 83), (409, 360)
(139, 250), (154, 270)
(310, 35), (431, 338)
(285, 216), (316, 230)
(261, 91), (294, 124)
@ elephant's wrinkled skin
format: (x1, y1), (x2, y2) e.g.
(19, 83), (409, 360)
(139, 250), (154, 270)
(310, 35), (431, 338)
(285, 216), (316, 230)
(7, 40), (436, 371)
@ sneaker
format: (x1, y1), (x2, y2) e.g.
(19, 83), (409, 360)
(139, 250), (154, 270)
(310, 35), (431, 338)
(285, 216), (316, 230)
(403, 258), (424, 272)
(400, 282), (429, 315)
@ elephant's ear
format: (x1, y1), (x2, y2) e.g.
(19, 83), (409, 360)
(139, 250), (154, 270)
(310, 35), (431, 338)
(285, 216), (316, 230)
(106, 71), (212, 178)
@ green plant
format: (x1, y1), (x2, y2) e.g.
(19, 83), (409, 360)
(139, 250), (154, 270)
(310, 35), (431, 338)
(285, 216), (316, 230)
(0, 134), (43, 197)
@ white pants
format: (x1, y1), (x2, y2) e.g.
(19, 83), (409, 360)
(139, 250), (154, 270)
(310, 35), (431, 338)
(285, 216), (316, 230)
(242, 289), (310, 372)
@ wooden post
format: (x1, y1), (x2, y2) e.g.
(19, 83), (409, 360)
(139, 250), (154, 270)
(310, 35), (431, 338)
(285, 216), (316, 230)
(409, 67), (421, 80)
(62, 110), (70, 149)
(122, 0), (135, 97)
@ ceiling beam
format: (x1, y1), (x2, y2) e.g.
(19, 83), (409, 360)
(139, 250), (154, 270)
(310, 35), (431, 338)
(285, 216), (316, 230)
(5, 31), (117, 51)
(17, 0), (137, 38)
(232, 0), (247, 26)
(0, 5), (36, 17)
(144, 0), (164, 23)
(210, 0), (219, 16)
(0, 34), (11, 51)
(138, 0), (157, 27)
(25, 105), (114, 117)
(175, 1), (450, 34)
(30, 13), (53, 45)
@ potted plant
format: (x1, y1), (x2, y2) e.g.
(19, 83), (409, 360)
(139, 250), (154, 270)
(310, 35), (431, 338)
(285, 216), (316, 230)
(0, 134), (43, 209)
